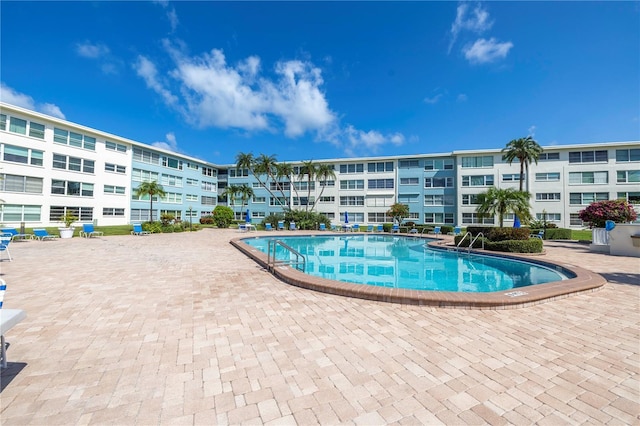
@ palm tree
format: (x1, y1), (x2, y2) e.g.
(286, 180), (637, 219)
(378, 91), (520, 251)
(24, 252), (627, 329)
(238, 184), (255, 215)
(134, 181), (166, 222)
(311, 163), (336, 212)
(275, 162), (296, 210)
(236, 152), (289, 211)
(300, 160), (317, 211)
(501, 136), (544, 191)
(221, 184), (242, 217)
(476, 187), (532, 227)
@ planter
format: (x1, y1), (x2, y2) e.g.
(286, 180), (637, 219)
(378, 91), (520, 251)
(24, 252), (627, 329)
(631, 235), (640, 248)
(58, 227), (75, 239)
(591, 228), (609, 246)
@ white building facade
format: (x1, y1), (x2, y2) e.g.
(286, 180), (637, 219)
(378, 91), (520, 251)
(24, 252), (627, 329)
(1, 102), (638, 229)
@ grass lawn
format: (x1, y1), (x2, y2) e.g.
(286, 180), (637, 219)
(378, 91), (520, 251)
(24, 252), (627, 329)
(571, 229), (592, 241)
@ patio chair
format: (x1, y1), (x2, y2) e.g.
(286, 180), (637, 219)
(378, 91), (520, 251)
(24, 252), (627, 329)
(289, 222), (297, 231)
(80, 224), (104, 238)
(330, 224), (338, 231)
(277, 220), (285, 231)
(366, 225), (374, 232)
(33, 229), (59, 241)
(432, 226), (441, 236)
(131, 223), (150, 236)
(376, 224), (384, 232)
(265, 223), (273, 231)
(453, 226), (462, 236)
(391, 224), (400, 234)
(352, 224), (360, 232)
(530, 230), (544, 239)
(1, 228), (31, 241)
(0, 237), (11, 262)
(319, 223), (327, 231)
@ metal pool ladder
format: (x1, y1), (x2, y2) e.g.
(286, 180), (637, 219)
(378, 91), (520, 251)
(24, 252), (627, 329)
(456, 232), (485, 253)
(267, 239), (306, 272)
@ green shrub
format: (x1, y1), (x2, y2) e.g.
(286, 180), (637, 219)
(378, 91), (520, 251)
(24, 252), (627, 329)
(212, 205), (234, 228)
(441, 225), (453, 235)
(487, 227), (531, 241)
(539, 228), (571, 240)
(485, 239), (543, 253)
(199, 215), (214, 225)
(465, 226), (494, 237)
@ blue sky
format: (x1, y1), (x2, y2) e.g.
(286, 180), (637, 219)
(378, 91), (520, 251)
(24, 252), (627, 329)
(1, 1), (638, 164)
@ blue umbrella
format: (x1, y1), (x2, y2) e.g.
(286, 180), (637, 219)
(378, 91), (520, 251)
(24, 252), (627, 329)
(513, 214), (521, 228)
(344, 211), (349, 224)
(245, 209), (251, 223)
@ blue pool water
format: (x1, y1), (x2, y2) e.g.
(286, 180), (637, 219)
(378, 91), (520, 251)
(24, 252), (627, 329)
(243, 235), (569, 293)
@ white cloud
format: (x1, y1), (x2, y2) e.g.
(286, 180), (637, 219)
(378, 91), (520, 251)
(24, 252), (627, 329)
(463, 38), (513, 64)
(154, 0), (179, 32)
(76, 41), (110, 59)
(134, 55), (180, 107)
(449, 3), (493, 53)
(423, 94), (443, 104)
(343, 125), (405, 156)
(457, 93), (468, 102)
(152, 132), (179, 152)
(528, 125), (536, 137)
(0, 83), (66, 119)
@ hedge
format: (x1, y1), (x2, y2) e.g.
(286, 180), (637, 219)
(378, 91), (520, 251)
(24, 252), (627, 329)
(485, 239), (543, 253)
(486, 227), (531, 241)
(530, 228), (572, 240)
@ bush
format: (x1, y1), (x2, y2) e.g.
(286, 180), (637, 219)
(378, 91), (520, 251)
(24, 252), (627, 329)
(199, 215), (214, 225)
(441, 225), (453, 235)
(212, 205), (234, 228)
(487, 228), (531, 241)
(579, 199), (637, 228)
(486, 239), (543, 253)
(536, 228), (571, 240)
(465, 226), (494, 237)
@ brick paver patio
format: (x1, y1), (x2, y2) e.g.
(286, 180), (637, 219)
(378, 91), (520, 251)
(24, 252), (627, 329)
(0, 229), (638, 424)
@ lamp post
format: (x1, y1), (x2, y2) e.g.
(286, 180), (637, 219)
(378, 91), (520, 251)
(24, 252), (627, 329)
(188, 206), (193, 232)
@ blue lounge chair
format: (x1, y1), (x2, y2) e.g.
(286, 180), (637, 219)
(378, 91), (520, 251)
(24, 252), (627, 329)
(319, 223), (326, 231)
(289, 222), (297, 231)
(352, 224), (360, 232)
(265, 223), (273, 231)
(453, 226), (462, 236)
(366, 225), (373, 232)
(0, 237), (11, 262)
(131, 223), (150, 236)
(530, 230), (544, 239)
(391, 224), (400, 234)
(33, 229), (58, 241)
(80, 224), (104, 238)
(1, 228), (31, 241)
(377, 224), (383, 232)
(277, 220), (285, 231)
(330, 224), (338, 231)
(432, 226), (441, 236)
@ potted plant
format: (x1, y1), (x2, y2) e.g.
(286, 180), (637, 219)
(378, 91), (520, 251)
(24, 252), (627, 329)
(58, 212), (78, 239)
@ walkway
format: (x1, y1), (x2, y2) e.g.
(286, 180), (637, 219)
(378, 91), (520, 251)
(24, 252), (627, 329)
(0, 229), (638, 424)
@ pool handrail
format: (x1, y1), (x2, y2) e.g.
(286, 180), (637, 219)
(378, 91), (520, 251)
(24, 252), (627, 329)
(267, 239), (306, 273)
(456, 231), (485, 252)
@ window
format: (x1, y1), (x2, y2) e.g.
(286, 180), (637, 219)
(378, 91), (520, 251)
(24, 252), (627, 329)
(186, 178), (198, 186)
(28, 122), (45, 139)
(186, 162), (199, 170)
(53, 128), (95, 150)
(617, 192), (640, 204)
(617, 170), (640, 183)
(132, 169), (159, 182)
(538, 152), (560, 161)
(103, 208), (125, 217)
(570, 214), (585, 227)
(0, 114), (6, 130)
(425, 213), (455, 224)
(251, 211), (266, 219)
(104, 185), (126, 195)
(252, 196), (266, 203)
(398, 159), (419, 168)
(424, 195), (454, 206)
(502, 174), (524, 182)
(424, 159), (454, 170)
(50, 206), (93, 222)
(461, 156), (493, 168)
(569, 171), (608, 184)
(368, 195), (394, 206)
(131, 209), (152, 222)
(568, 150), (608, 163)
(461, 194), (480, 205)
(201, 181), (216, 192)
(536, 213), (561, 222)
(340, 179), (364, 190)
(340, 196), (364, 206)
(293, 181), (316, 190)
(339, 163), (364, 174)
(3, 144), (44, 166)
(616, 149), (640, 162)
(269, 197), (287, 206)
(185, 194), (199, 202)
(425, 177), (453, 188)
(201, 196), (217, 206)
(368, 212), (393, 223)
(132, 147), (160, 164)
(162, 157), (182, 170)
(105, 141), (127, 152)
(535, 172), (561, 182)
(368, 179), (394, 189)
(50, 155), (94, 173)
(8, 117), (27, 135)
(51, 180), (93, 197)
(462, 175), (494, 186)
(161, 174), (183, 187)
(105, 163), (126, 174)
(161, 192), (182, 204)
(569, 192), (609, 205)
(341, 212), (364, 223)
(319, 180), (335, 187)
(462, 213), (494, 224)
(536, 193), (561, 201)
(229, 168), (249, 177)
(0, 204), (41, 222)
(293, 197), (313, 206)
(400, 178), (419, 185)
(270, 181), (290, 191)
(0, 174), (43, 194)
(318, 196), (334, 203)
(367, 162), (394, 173)
(202, 167), (217, 177)
(397, 194), (418, 204)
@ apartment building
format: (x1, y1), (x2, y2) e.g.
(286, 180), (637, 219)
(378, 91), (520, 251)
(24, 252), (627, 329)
(1, 102), (638, 229)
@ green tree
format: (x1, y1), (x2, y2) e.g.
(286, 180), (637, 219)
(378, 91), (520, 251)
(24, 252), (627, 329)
(476, 187), (532, 227)
(275, 162), (297, 208)
(134, 181), (166, 222)
(300, 160), (317, 212)
(311, 163), (337, 212)
(578, 199), (638, 228)
(212, 205), (234, 228)
(238, 184), (255, 216)
(221, 184), (242, 217)
(501, 136), (544, 191)
(387, 203), (410, 224)
(236, 152), (289, 210)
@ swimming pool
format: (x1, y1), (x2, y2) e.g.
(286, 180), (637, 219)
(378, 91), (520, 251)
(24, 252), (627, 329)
(242, 234), (570, 293)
